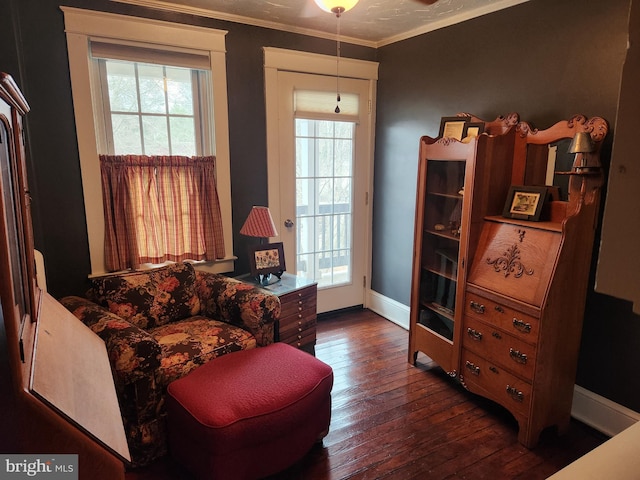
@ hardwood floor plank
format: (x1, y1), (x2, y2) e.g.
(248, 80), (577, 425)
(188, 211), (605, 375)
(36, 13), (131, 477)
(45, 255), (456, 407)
(126, 308), (607, 480)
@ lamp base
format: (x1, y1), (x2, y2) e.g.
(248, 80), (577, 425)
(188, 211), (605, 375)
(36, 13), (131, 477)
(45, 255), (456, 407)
(256, 271), (284, 286)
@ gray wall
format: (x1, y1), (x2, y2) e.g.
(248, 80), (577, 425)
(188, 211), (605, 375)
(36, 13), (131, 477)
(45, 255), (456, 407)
(372, 0), (640, 412)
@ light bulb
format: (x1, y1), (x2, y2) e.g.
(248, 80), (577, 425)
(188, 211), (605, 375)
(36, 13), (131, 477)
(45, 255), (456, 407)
(314, 0), (359, 14)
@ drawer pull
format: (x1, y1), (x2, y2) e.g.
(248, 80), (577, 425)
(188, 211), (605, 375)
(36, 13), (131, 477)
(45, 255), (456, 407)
(489, 366), (499, 374)
(470, 301), (485, 314)
(465, 361), (480, 376)
(492, 331), (502, 340)
(506, 385), (524, 402)
(512, 318), (532, 333)
(509, 348), (528, 364)
(495, 305), (505, 313)
(467, 328), (483, 341)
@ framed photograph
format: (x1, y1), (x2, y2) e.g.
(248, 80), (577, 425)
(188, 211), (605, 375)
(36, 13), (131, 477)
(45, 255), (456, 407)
(502, 186), (548, 221)
(463, 122), (485, 139)
(439, 116), (471, 141)
(248, 242), (286, 278)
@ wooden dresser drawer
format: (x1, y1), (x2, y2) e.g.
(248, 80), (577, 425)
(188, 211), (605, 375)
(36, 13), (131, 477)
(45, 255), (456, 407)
(465, 291), (539, 344)
(279, 285), (317, 317)
(463, 315), (537, 381)
(461, 348), (532, 418)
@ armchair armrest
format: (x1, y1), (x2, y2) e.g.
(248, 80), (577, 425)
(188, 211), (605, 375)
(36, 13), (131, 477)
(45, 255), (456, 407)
(195, 272), (281, 346)
(59, 296), (162, 385)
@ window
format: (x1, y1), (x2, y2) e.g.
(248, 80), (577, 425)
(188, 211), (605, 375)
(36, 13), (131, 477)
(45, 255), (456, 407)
(63, 7), (233, 275)
(98, 60), (205, 156)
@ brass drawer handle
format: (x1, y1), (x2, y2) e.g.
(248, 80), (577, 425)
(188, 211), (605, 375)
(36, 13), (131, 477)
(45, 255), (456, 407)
(506, 385), (524, 402)
(465, 361), (480, 376)
(509, 348), (528, 364)
(512, 318), (532, 333)
(466, 328), (483, 341)
(470, 301), (485, 314)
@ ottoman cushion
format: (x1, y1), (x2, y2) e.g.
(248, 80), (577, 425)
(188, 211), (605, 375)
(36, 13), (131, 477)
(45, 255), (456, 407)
(166, 343), (333, 479)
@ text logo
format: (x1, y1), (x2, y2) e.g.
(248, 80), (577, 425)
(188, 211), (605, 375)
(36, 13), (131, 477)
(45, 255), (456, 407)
(1, 455), (77, 479)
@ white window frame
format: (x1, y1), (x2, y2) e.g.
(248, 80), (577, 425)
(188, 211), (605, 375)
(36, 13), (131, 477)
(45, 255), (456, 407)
(62, 7), (234, 275)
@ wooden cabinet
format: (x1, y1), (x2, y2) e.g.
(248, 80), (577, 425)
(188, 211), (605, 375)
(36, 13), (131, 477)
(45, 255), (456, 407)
(408, 114), (518, 373)
(410, 113), (609, 448)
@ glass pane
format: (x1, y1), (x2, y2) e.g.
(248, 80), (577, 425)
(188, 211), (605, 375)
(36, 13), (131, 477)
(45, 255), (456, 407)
(170, 117), (196, 156)
(317, 138), (334, 177)
(296, 136), (314, 178)
(296, 178), (314, 218)
(165, 67), (194, 115)
(142, 115), (169, 154)
(112, 114), (142, 154)
(138, 64), (166, 114)
(417, 158), (466, 341)
(106, 61), (138, 112)
(296, 216), (314, 255)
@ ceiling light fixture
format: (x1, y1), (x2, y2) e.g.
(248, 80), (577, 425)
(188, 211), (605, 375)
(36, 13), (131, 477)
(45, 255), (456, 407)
(314, 0), (360, 113)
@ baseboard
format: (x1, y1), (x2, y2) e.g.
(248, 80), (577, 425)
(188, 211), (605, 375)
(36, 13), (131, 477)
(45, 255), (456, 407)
(365, 289), (640, 438)
(571, 385), (640, 437)
(366, 289), (410, 330)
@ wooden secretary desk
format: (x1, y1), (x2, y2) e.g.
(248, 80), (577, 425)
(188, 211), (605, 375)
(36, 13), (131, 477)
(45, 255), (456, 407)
(0, 73), (129, 478)
(409, 113), (608, 447)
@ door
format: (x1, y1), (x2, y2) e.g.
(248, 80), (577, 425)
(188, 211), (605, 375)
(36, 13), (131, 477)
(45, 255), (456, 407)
(275, 71), (372, 313)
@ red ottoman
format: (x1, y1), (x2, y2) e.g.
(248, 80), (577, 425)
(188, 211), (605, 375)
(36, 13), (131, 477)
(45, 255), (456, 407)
(166, 343), (333, 480)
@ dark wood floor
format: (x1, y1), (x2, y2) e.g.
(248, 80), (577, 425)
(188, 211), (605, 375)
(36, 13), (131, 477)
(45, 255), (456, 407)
(127, 309), (607, 480)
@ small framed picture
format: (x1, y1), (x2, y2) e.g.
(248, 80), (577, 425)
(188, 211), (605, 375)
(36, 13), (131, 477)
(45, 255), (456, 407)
(502, 186), (548, 221)
(248, 242), (286, 278)
(463, 122), (485, 139)
(439, 116), (471, 141)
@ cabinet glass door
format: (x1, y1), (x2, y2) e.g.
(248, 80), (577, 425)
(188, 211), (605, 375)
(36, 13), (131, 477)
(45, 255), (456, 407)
(418, 159), (465, 341)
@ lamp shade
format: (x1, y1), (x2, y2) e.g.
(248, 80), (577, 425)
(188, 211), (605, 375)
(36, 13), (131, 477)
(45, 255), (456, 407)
(568, 132), (595, 154)
(240, 206), (278, 238)
(314, 0), (359, 14)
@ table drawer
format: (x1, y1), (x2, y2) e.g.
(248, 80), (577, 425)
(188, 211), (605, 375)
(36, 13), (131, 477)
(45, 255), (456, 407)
(280, 329), (316, 349)
(279, 285), (317, 317)
(463, 315), (536, 381)
(465, 291), (539, 345)
(461, 348), (532, 418)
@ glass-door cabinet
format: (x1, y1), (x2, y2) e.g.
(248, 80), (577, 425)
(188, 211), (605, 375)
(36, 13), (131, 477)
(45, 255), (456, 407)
(408, 136), (476, 374)
(408, 113), (519, 375)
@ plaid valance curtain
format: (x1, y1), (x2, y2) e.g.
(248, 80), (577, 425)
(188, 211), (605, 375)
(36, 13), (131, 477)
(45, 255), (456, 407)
(100, 155), (225, 271)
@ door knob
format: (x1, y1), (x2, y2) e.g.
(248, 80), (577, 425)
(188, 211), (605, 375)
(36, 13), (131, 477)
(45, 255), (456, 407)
(284, 219), (294, 228)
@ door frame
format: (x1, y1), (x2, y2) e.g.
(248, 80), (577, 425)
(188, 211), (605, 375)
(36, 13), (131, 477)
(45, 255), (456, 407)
(263, 47), (378, 310)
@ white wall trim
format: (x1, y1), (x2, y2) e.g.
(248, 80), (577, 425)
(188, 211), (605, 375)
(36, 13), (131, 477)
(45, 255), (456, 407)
(367, 289), (640, 438)
(366, 289), (410, 331)
(571, 385), (640, 437)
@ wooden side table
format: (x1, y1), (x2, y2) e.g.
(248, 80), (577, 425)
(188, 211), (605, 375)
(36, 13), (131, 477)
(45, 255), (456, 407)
(238, 273), (318, 355)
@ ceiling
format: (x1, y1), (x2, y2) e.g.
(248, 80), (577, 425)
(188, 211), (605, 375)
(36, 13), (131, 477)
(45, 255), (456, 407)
(113, 0), (529, 48)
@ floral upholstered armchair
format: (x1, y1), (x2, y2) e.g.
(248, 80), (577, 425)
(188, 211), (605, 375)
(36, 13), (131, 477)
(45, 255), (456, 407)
(59, 262), (280, 467)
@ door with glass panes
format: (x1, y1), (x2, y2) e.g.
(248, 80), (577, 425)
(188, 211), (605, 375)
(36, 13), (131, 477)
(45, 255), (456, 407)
(276, 71), (372, 313)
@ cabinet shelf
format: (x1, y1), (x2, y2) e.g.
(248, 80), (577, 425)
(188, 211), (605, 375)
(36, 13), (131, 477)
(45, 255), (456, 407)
(424, 229), (461, 242)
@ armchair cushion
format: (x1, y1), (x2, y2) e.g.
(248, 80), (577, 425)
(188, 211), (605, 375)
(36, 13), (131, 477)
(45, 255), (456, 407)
(150, 316), (256, 385)
(88, 262), (201, 330)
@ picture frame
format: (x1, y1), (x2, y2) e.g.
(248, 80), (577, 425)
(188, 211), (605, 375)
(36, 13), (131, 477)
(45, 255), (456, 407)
(439, 116), (471, 141)
(463, 122), (485, 139)
(248, 242), (286, 278)
(502, 185), (548, 221)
